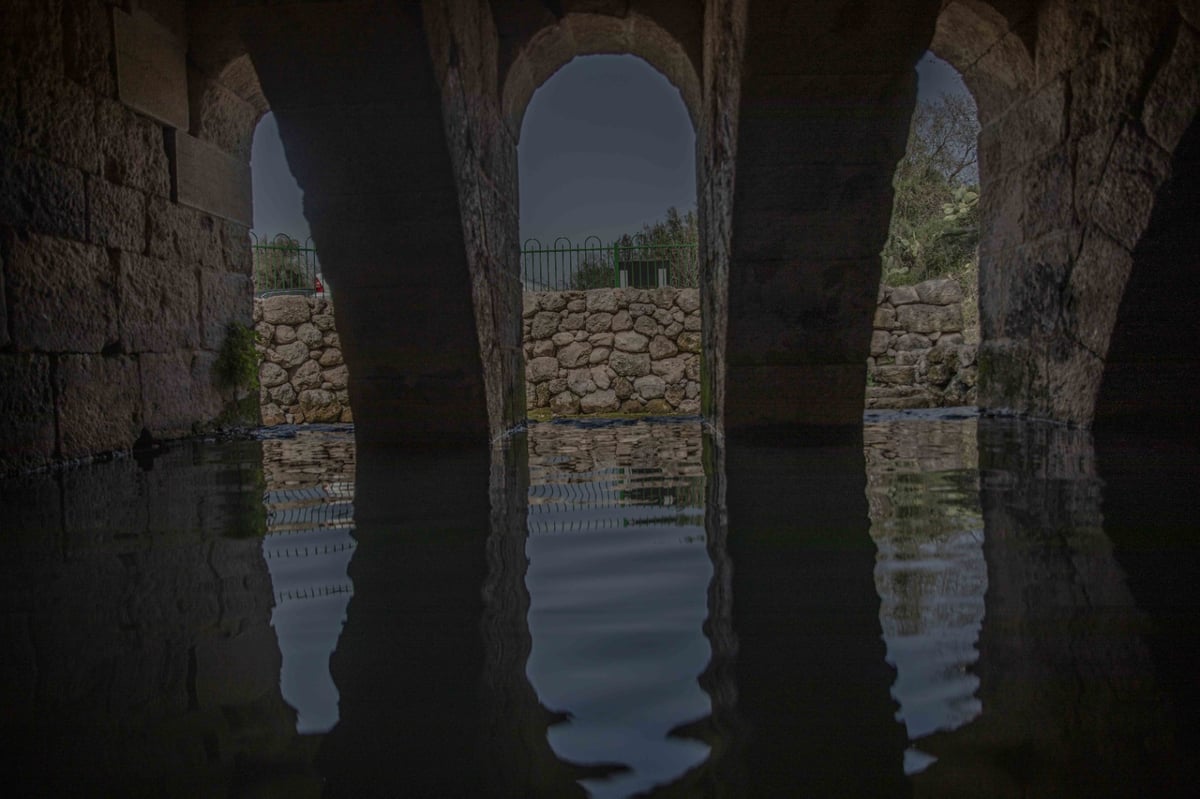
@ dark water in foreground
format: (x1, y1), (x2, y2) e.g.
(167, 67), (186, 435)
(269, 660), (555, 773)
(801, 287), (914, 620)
(1, 414), (1197, 797)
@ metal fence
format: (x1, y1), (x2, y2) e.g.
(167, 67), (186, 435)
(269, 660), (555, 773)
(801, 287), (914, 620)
(521, 237), (699, 292)
(252, 233), (322, 296)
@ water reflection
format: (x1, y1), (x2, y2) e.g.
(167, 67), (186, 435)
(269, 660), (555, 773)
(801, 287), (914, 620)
(524, 421), (712, 798)
(260, 428), (357, 734)
(864, 417), (986, 774)
(1, 415), (1197, 795)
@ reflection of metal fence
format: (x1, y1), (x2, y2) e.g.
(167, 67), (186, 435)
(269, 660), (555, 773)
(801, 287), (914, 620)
(252, 233), (322, 296)
(521, 237), (699, 291)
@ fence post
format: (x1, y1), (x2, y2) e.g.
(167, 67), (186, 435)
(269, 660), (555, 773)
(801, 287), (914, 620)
(612, 243), (620, 288)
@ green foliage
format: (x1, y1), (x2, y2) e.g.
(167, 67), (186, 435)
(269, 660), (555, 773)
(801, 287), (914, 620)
(614, 206), (701, 288)
(571, 258), (617, 290)
(882, 92), (981, 286)
(253, 234), (315, 292)
(214, 322), (260, 393)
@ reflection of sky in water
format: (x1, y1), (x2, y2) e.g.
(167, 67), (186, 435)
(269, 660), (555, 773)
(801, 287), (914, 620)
(525, 431), (712, 799)
(865, 420), (986, 776)
(260, 435), (356, 735)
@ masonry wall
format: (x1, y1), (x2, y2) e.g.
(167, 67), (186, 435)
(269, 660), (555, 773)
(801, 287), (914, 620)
(522, 281), (977, 418)
(254, 295), (351, 425)
(0, 0), (261, 474)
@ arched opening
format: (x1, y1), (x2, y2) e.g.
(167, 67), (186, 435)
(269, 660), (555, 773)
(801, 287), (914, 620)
(511, 41), (703, 419)
(249, 112), (352, 426)
(869, 53), (982, 411)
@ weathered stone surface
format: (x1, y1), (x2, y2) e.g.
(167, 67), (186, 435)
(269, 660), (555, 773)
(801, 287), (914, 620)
(663, 321), (684, 338)
(894, 333), (932, 351)
(888, 286), (919, 305)
(271, 341), (309, 369)
(676, 289), (701, 313)
(0, 354), (56, 471)
(611, 310), (632, 331)
(591, 365), (611, 390)
(322, 364), (349, 390)
(273, 324), (297, 345)
(585, 312), (613, 333)
(649, 334), (679, 360)
(261, 295), (311, 325)
(914, 278), (964, 305)
(875, 365), (917, 387)
(561, 312), (586, 331)
(199, 270), (252, 349)
(172, 130), (253, 226)
(633, 314), (659, 336)
(676, 332), (701, 353)
(580, 389), (619, 413)
(586, 289), (619, 313)
(55, 354), (140, 457)
(644, 398), (672, 414)
(260, 403), (285, 426)
(870, 330), (890, 356)
(118, 252), (200, 353)
(567, 368), (595, 396)
(548, 377), (568, 395)
(532, 339), (555, 357)
(896, 303), (963, 334)
(19, 73), (100, 173)
(260, 362), (287, 388)
(588, 332), (614, 347)
(613, 376), (634, 400)
(96, 98), (171, 197)
(651, 357), (686, 385)
(550, 390), (579, 415)
(557, 341), (591, 368)
(566, 299), (585, 312)
(269, 382), (297, 406)
(551, 331), (575, 346)
(541, 293), (567, 311)
(874, 306), (898, 328)
(140, 349), (225, 438)
(87, 178), (146, 250)
(313, 312), (336, 332)
(7, 233), (117, 353)
(296, 322), (323, 348)
(634, 375), (666, 399)
(319, 348), (343, 367)
(588, 347), (610, 364)
(530, 311), (559, 340)
(290, 359), (322, 390)
(610, 351), (651, 377)
(0, 150), (87, 240)
(298, 389), (341, 422)
(614, 331), (648, 353)
(113, 7), (189, 130)
(523, 293), (539, 317)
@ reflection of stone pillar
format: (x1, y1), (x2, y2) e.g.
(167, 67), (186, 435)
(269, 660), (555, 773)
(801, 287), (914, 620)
(913, 420), (1180, 796)
(313, 445), (494, 796)
(720, 435), (909, 795)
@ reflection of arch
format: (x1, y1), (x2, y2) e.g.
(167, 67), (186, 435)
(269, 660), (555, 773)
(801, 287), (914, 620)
(500, 11), (702, 139)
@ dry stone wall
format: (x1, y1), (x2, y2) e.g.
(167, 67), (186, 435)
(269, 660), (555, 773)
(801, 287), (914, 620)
(868, 278), (978, 409)
(523, 280), (977, 418)
(523, 288), (703, 416)
(253, 295), (351, 425)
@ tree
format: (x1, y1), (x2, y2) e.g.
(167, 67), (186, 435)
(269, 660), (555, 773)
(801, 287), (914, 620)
(253, 234), (314, 292)
(881, 92), (981, 285)
(614, 206), (700, 288)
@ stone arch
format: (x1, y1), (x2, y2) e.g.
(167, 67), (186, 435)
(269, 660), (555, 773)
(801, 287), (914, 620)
(500, 11), (703, 141)
(190, 53), (270, 162)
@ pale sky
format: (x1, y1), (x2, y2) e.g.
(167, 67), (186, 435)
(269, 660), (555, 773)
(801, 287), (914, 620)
(250, 53), (970, 245)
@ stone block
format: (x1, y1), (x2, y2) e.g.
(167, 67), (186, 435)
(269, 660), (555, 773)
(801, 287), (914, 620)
(259, 362), (287, 388)
(169, 130), (253, 226)
(676, 289), (700, 313)
(55, 354), (141, 457)
(319, 348), (343, 367)
(113, 7), (189, 130)
(651, 356), (686, 385)
(528, 355), (559, 381)
(580, 389), (619, 413)
(567, 368), (595, 396)
(649, 334), (678, 360)
(199, 269), (252, 349)
(610, 351), (651, 377)
(914, 278), (964, 306)
(261, 294), (310, 325)
(541, 293), (567, 311)
(322, 364), (349, 389)
(585, 312), (613, 333)
(550, 391), (579, 415)
(63, 0), (115, 95)
(633, 314), (658, 336)
(561, 312), (585, 330)
(271, 341), (309, 369)
(118, 251), (199, 352)
(0, 1), (63, 79)
(896, 303), (963, 334)
(7, 232), (116, 352)
(677, 332), (701, 353)
(664, 321), (683, 338)
(299, 389), (341, 422)
(634, 375), (666, 399)
(140, 349), (225, 438)
(296, 322), (323, 347)
(586, 289), (619, 313)
(614, 331), (648, 353)
(873, 365), (917, 387)
(530, 310), (559, 339)
(96, 98), (171, 197)
(273, 324), (296, 345)
(888, 285), (919, 305)
(870, 330), (889, 356)
(145, 195), (223, 270)
(18, 72), (100, 173)
(87, 177), (146, 250)
(0, 149), (87, 239)
(557, 341), (591, 368)
(0, 354), (56, 472)
(611, 310), (632, 331)
(291, 359), (321, 389)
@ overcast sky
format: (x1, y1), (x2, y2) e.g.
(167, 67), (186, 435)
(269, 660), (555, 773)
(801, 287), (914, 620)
(251, 53), (969, 244)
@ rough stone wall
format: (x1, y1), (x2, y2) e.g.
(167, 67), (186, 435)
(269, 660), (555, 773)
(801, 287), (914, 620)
(0, 0), (261, 474)
(253, 295), (351, 425)
(523, 288), (703, 415)
(868, 278), (979, 409)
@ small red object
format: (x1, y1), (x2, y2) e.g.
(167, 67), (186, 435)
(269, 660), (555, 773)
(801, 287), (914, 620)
(314, 276), (325, 294)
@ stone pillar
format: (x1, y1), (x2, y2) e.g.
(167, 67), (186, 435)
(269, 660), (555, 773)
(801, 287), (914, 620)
(720, 0), (939, 438)
(240, 1), (491, 446)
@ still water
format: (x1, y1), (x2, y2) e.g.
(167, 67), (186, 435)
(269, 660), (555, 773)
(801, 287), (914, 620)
(1, 414), (1196, 797)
